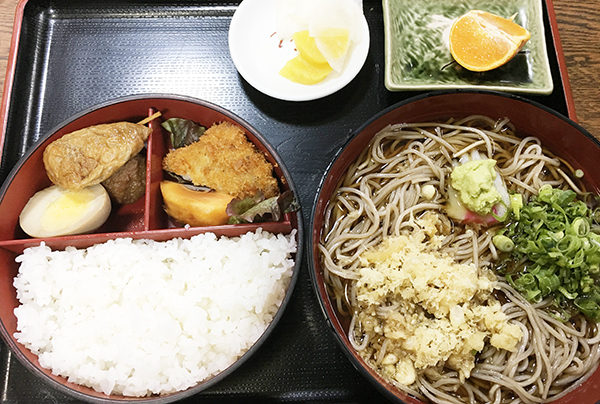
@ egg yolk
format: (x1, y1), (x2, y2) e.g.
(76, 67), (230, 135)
(41, 188), (97, 232)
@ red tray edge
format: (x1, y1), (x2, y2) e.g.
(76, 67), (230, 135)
(0, 0), (28, 162)
(545, 0), (578, 122)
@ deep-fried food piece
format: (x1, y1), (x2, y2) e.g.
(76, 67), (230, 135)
(43, 122), (152, 190)
(162, 122), (279, 199)
(101, 153), (146, 204)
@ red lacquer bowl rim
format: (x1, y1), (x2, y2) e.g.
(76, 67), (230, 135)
(309, 89), (600, 404)
(0, 93), (304, 403)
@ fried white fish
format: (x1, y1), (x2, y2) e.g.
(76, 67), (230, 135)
(162, 122), (279, 200)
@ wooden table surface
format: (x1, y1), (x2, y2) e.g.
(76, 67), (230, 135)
(0, 0), (596, 136)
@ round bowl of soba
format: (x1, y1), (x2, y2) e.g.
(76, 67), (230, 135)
(310, 90), (600, 404)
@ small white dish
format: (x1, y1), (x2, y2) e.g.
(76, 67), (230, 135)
(228, 0), (370, 102)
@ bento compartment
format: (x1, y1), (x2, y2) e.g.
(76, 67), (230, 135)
(0, 97), (298, 243)
(0, 113), (156, 242)
(146, 112), (296, 233)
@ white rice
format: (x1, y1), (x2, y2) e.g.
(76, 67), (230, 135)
(13, 229), (297, 397)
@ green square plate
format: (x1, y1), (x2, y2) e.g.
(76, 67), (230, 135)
(383, 0), (553, 94)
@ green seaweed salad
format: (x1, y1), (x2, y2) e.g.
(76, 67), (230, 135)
(493, 184), (600, 322)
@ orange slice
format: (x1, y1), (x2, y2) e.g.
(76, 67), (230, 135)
(449, 10), (531, 72)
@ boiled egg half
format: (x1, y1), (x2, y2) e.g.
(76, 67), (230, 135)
(19, 184), (111, 238)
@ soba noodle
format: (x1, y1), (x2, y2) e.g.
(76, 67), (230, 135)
(318, 115), (600, 404)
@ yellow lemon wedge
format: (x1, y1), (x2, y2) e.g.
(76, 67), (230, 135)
(449, 10), (531, 72)
(279, 54), (333, 85)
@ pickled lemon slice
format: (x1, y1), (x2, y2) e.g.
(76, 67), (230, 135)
(279, 54), (333, 85)
(315, 28), (351, 72)
(293, 30), (327, 65)
(276, 0), (363, 84)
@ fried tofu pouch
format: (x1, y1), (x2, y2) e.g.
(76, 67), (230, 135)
(43, 122), (152, 190)
(162, 122), (279, 199)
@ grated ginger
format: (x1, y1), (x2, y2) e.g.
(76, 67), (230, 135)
(354, 212), (522, 385)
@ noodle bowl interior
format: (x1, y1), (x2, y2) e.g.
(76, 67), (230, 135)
(318, 115), (600, 404)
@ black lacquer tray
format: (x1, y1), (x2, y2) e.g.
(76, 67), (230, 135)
(0, 0), (574, 402)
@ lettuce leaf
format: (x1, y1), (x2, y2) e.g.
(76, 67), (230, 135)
(227, 190), (299, 224)
(161, 118), (206, 149)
